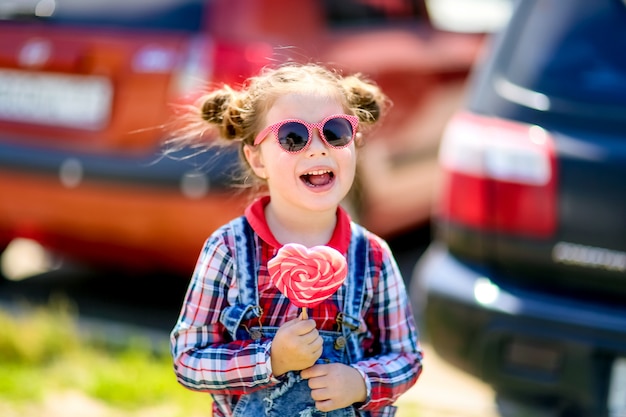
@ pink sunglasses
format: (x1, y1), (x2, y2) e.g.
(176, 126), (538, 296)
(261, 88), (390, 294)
(253, 114), (359, 153)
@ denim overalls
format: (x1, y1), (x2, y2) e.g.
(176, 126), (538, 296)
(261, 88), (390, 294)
(219, 217), (368, 417)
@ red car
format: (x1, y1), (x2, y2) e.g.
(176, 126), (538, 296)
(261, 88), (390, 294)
(0, 0), (483, 276)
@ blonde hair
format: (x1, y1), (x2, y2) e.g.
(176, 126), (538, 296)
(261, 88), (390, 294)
(165, 62), (390, 190)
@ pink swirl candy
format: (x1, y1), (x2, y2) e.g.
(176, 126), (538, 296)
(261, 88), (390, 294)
(268, 243), (347, 309)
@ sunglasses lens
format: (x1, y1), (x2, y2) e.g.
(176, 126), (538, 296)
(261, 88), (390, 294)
(277, 122), (309, 152)
(323, 117), (354, 147)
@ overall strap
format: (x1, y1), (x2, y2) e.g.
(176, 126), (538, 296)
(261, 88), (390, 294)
(219, 216), (262, 340)
(340, 222), (369, 363)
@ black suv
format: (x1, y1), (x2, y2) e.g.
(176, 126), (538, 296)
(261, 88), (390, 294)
(412, 0), (626, 416)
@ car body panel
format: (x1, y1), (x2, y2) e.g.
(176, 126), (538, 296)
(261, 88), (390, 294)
(0, 24), (194, 152)
(0, 167), (248, 273)
(419, 244), (626, 415)
(414, 0), (626, 414)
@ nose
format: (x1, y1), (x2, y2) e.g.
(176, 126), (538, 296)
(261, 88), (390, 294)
(307, 128), (327, 155)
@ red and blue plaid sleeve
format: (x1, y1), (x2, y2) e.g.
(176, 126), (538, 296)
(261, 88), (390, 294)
(170, 229), (279, 396)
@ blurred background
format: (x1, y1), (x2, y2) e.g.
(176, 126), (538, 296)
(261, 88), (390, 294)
(0, 1), (508, 311)
(10, 0), (626, 416)
(0, 0), (513, 279)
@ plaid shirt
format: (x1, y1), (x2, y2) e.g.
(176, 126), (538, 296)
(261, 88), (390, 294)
(170, 197), (423, 417)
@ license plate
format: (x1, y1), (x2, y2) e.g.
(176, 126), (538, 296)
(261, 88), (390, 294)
(0, 69), (112, 129)
(608, 357), (626, 417)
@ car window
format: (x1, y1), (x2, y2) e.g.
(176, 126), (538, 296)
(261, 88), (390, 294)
(502, 0), (626, 111)
(0, 0), (206, 31)
(322, 0), (427, 27)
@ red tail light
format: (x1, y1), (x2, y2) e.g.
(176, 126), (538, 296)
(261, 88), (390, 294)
(437, 112), (557, 238)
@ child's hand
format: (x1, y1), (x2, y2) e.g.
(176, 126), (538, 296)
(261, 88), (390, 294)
(270, 318), (323, 377)
(301, 363), (367, 412)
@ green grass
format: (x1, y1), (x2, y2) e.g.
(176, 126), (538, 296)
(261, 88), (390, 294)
(0, 298), (210, 416)
(0, 299), (419, 417)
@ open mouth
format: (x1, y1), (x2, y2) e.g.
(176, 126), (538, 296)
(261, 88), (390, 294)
(301, 169), (335, 187)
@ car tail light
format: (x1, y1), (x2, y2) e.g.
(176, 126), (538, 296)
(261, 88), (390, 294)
(437, 111), (557, 238)
(210, 41), (273, 86)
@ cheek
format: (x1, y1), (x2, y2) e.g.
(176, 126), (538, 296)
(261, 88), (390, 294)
(247, 143), (290, 178)
(338, 147), (358, 176)
(264, 149), (298, 178)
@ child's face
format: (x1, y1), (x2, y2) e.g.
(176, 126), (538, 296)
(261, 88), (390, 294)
(244, 92), (357, 216)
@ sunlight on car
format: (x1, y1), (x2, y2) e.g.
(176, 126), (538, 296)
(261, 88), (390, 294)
(473, 278), (500, 306)
(425, 0), (513, 33)
(1, 238), (56, 281)
(35, 0), (55, 16)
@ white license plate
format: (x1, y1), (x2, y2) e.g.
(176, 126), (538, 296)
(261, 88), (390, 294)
(608, 357), (626, 417)
(0, 69), (112, 129)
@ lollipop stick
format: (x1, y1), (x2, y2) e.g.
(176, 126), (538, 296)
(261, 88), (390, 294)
(300, 307), (308, 320)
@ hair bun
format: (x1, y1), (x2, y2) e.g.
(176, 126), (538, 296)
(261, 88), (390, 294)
(342, 75), (389, 125)
(201, 90), (232, 123)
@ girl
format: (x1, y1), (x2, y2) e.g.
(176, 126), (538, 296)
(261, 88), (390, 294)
(169, 63), (422, 417)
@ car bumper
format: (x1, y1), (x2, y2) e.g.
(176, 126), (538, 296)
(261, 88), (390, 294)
(0, 141), (247, 274)
(413, 243), (626, 414)
(0, 139), (241, 190)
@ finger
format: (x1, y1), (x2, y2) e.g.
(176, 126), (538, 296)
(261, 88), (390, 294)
(301, 329), (320, 345)
(306, 375), (325, 390)
(309, 334), (323, 352)
(300, 364), (322, 379)
(310, 385), (329, 401)
(309, 337), (324, 356)
(314, 399), (337, 413)
(310, 344), (323, 362)
(292, 319), (317, 336)
(301, 363), (327, 380)
(279, 317), (300, 329)
(292, 328), (321, 344)
(283, 316), (315, 328)
(301, 318), (318, 331)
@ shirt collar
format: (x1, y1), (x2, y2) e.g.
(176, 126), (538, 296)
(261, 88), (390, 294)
(244, 196), (352, 254)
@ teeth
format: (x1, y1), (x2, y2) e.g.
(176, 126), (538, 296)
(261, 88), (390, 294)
(306, 169), (331, 176)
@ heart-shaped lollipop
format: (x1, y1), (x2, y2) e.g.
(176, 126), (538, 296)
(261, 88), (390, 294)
(268, 243), (347, 318)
